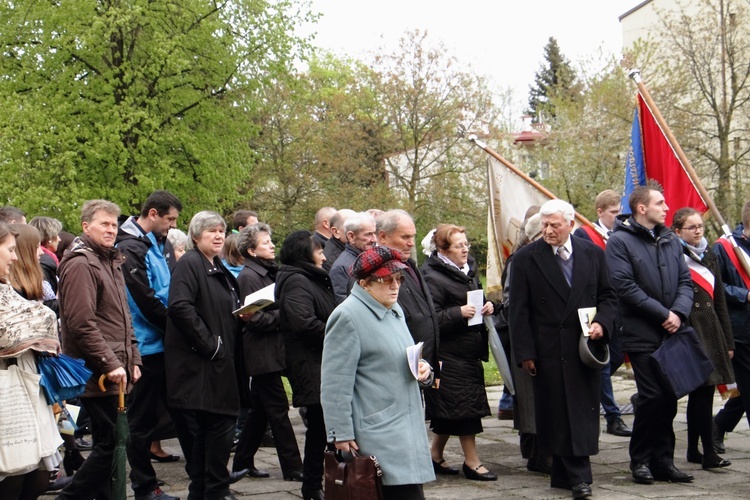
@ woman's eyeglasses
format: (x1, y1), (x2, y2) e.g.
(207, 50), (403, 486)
(369, 274), (406, 285)
(680, 224), (704, 232)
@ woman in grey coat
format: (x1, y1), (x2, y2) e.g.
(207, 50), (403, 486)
(321, 246), (435, 500)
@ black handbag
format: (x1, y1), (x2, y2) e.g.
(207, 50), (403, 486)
(650, 325), (713, 399)
(324, 448), (384, 500)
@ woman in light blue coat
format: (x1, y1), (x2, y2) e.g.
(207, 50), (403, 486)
(321, 246), (436, 500)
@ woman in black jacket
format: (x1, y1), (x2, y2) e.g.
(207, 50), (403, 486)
(421, 224), (496, 481)
(165, 211), (250, 500)
(231, 223), (303, 481)
(275, 230), (336, 500)
(672, 207), (735, 469)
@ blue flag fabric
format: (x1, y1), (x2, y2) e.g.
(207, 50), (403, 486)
(622, 106), (647, 215)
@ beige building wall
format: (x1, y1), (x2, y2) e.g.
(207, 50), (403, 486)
(619, 0), (700, 48)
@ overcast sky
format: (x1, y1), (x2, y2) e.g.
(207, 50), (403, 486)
(304, 0), (640, 114)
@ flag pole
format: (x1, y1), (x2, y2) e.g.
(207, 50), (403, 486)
(628, 69), (750, 274)
(468, 135), (596, 229)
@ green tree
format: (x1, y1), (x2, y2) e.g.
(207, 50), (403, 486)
(648, 0), (750, 224)
(527, 37), (583, 122)
(371, 30), (501, 244)
(0, 0), (313, 228)
(244, 53), (395, 236)
(529, 59), (634, 217)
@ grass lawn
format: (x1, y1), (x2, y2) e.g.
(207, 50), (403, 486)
(483, 355), (504, 387)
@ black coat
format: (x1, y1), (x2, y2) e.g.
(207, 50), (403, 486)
(275, 262), (337, 407)
(509, 237), (616, 457)
(238, 257), (285, 376)
(713, 225), (750, 344)
(683, 246), (735, 385)
(605, 217), (693, 352)
(397, 260), (440, 378)
(421, 254), (490, 421)
(165, 249), (247, 416)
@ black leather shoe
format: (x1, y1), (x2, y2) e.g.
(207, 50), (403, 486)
(702, 455), (731, 469)
(246, 467), (270, 478)
(134, 488), (179, 500)
(462, 463), (497, 481)
(283, 470), (304, 481)
(432, 459), (460, 475)
(571, 482), (592, 499)
(228, 468), (250, 484)
(652, 464), (693, 482)
(713, 423), (726, 454)
(686, 449), (703, 464)
(606, 417), (632, 437)
(631, 463), (654, 484)
(527, 458), (551, 475)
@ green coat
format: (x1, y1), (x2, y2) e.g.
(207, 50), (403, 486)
(321, 284), (435, 487)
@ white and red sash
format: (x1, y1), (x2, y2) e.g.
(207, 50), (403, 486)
(717, 237), (750, 289)
(684, 255), (715, 300)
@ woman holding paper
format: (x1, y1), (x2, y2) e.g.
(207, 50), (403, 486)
(321, 246), (435, 500)
(420, 224), (496, 481)
(231, 223), (303, 481)
(165, 211), (252, 499)
(672, 208), (735, 469)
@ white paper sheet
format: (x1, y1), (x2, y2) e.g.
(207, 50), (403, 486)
(578, 307), (597, 337)
(407, 342), (424, 380)
(467, 289), (484, 326)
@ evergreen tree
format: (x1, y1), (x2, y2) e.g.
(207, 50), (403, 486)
(527, 37), (582, 121)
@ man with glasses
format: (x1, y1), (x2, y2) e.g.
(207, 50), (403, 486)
(605, 185), (694, 485)
(712, 200), (750, 453)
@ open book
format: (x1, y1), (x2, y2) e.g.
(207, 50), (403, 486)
(232, 283), (275, 316)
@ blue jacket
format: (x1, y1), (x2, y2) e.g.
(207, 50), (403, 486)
(116, 217), (174, 356)
(329, 244), (361, 304)
(712, 224), (750, 344)
(321, 284), (435, 487)
(605, 217), (693, 352)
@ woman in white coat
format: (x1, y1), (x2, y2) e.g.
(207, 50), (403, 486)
(321, 246), (435, 500)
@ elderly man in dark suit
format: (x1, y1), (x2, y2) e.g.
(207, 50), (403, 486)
(510, 199), (616, 500)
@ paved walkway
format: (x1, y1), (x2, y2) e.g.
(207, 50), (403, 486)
(48, 369), (750, 499)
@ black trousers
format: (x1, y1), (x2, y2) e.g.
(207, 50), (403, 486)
(171, 408), (235, 500)
(715, 342), (750, 432)
(126, 353), (166, 495)
(551, 455), (592, 486)
(382, 483), (425, 500)
(58, 396), (119, 500)
(687, 384), (717, 456)
(301, 403), (328, 494)
(232, 372), (302, 475)
(628, 351), (677, 469)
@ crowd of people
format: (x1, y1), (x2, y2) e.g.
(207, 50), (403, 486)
(0, 184), (749, 500)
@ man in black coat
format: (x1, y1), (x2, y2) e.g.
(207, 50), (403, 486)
(605, 185), (694, 485)
(376, 209), (440, 379)
(510, 199), (616, 499)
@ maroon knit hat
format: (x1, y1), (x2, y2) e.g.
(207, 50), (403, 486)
(350, 246), (408, 280)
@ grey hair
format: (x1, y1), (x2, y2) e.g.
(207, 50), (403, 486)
(186, 211), (226, 251)
(343, 212), (376, 235)
(237, 222), (272, 256)
(29, 216), (63, 243)
(167, 228), (188, 251)
(81, 200), (121, 223)
(376, 209), (413, 235)
(539, 199), (575, 224)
